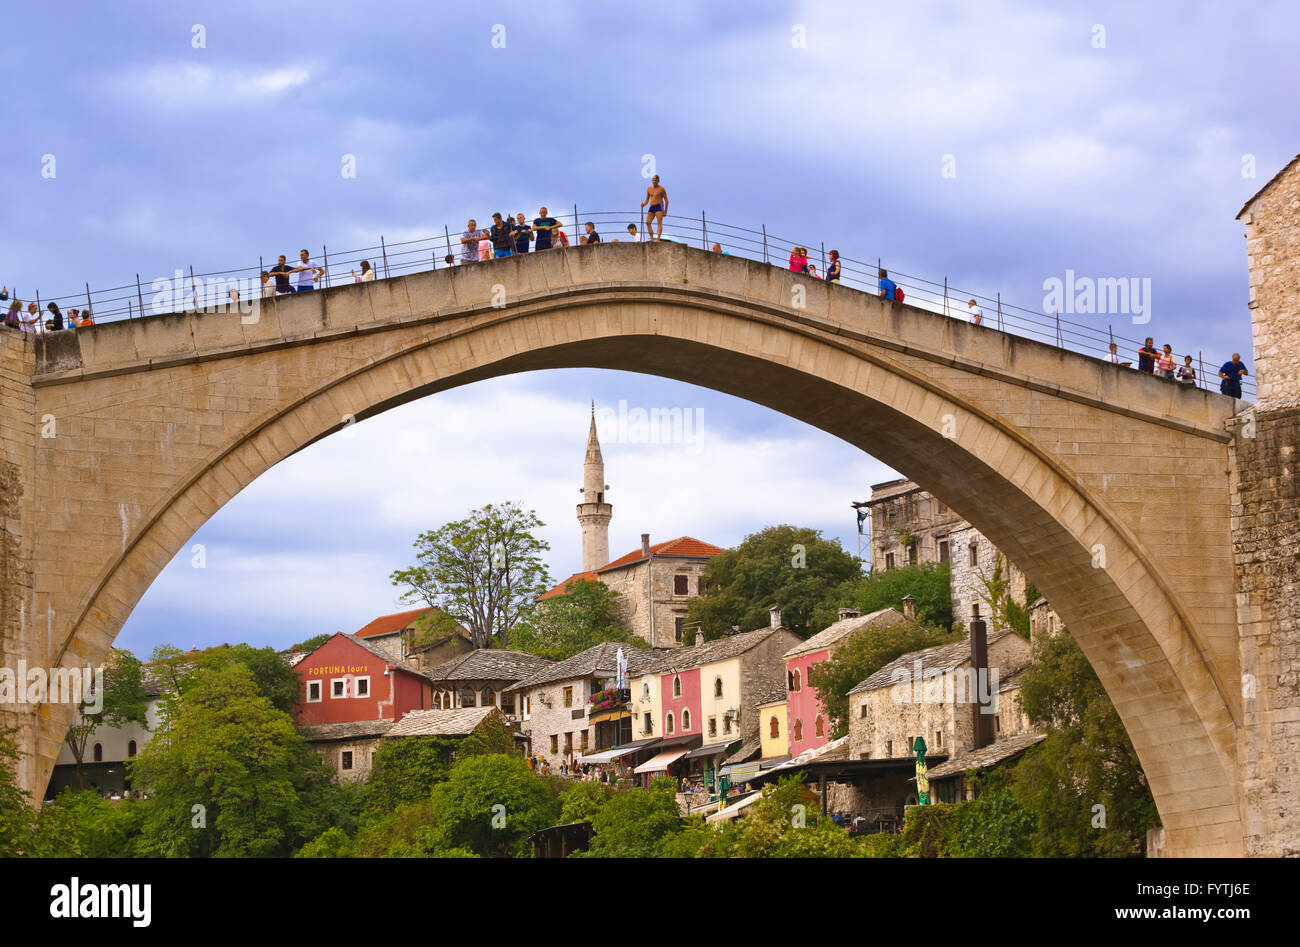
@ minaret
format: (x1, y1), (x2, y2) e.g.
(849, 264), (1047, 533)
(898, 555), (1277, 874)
(577, 403), (613, 572)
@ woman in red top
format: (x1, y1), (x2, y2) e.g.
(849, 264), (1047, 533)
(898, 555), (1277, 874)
(788, 246), (808, 273)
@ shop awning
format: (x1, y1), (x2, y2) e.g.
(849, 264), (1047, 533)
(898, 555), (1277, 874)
(576, 737), (658, 764)
(683, 741), (738, 760)
(719, 760), (763, 782)
(634, 747), (690, 774)
(706, 791), (762, 823)
(588, 709), (631, 724)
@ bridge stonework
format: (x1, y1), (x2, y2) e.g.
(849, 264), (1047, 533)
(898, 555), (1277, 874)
(0, 229), (1285, 857)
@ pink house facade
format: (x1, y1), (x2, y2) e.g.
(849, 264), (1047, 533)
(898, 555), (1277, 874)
(660, 667), (701, 739)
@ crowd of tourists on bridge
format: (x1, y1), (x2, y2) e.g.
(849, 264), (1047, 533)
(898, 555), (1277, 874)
(0, 172), (1254, 399)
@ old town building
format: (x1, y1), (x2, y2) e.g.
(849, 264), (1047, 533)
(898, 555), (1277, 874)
(423, 649), (553, 722)
(352, 605), (474, 670)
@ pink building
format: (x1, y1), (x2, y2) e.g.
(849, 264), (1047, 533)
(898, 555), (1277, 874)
(784, 607), (912, 756)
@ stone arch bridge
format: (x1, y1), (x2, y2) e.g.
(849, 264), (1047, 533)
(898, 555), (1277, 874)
(0, 240), (1279, 856)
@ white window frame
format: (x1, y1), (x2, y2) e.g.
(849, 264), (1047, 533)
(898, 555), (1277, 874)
(354, 676), (371, 698)
(331, 677), (348, 699)
(682, 709), (691, 731)
(340, 748), (355, 771)
(307, 680), (323, 703)
(666, 712), (675, 734)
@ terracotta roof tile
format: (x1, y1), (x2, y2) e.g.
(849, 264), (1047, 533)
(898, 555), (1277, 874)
(538, 572), (600, 601)
(353, 607), (432, 639)
(597, 536), (725, 572)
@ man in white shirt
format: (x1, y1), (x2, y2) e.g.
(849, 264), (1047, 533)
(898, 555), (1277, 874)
(968, 298), (983, 326)
(295, 249), (324, 292)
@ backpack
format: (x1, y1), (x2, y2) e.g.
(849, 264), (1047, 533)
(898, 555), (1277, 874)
(894, 287), (905, 302)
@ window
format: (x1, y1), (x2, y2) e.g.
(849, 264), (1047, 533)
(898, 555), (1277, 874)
(723, 714), (732, 734)
(564, 732), (573, 754)
(341, 750), (354, 771)
(935, 729), (943, 748)
(938, 539), (949, 563)
(787, 670), (795, 690)
(581, 730), (589, 750)
(885, 739), (893, 756)
(332, 679), (346, 698)
(708, 716), (717, 737)
(434, 692), (443, 709)
(908, 544), (918, 565)
(674, 617), (684, 642)
(682, 710), (691, 731)
(969, 542), (979, 567)
(482, 688), (495, 707)
(127, 740), (137, 757)
(904, 496), (915, 520)
(995, 715), (1002, 733)
(355, 677), (370, 698)
(793, 719), (803, 742)
(815, 715), (825, 737)
(550, 735), (559, 754)
(674, 574), (689, 595)
(307, 681), (322, 702)
(714, 677), (723, 699)
(460, 689), (476, 708)
(93, 743), (103, 763)
(501, 692), (514, 714)
(792, 669), (801, 692)
(563, 686), (573, 708)
(859, 704), (868, 718)
(885, 552), (896, 570)
(769, 716), (780, 739)
(696, 575), (705, 595)
(673, 675), (682, 697)
(642, 682), (650, 699)
(667, 712), (675, 734)
(644, 713), (653, 735)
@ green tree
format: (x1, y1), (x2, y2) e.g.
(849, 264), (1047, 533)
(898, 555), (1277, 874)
(578, 775), (682, 858)
(511, 579), (648, 660)
(691, 776), (865, 858)
(129, 662), (336, 857)
(811, 562), (953, 632)
(1010, 628), (1158, 856)
(296, 826), (358, 858)
(0, 728), (35, 857)
(290, 633), (334, 654)
(685, 525), (860, 641)
(807, 619), (959, 738)
(391, 502), (553, 650)
(63, 648), (149, 791)
(974, 557), (1031, 639)
(30, 790), (144, 858)
(147, 641), (303, 714)
(425, 754), (559, 857)
(558, 780), (615, 825)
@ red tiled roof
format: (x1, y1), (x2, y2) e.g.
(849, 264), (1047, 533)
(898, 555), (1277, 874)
(354, 607), (433, 639)
(597, 536), (725, 572)
(538, 571), (600, 601)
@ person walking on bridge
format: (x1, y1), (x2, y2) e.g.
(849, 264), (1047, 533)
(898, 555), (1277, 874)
(1218, 354), (1249, 399)
(641, 175), (668, 241)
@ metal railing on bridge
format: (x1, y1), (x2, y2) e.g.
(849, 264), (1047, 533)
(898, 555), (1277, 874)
(6, 208), (1255, 400)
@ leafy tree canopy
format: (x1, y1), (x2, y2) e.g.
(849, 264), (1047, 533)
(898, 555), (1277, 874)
(512, 579), (648, 660)
(577, 774), (682, 858)
(685, 525), (860, 641)
(391, 502), (552, 650)
(811, 562), (953, 632)
(425, 754), (559, 857)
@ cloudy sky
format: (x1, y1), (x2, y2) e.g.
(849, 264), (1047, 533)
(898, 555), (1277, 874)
(4, 1), (1294, 656)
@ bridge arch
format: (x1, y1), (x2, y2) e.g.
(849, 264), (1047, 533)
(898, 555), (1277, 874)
(18, 242), (1241, 854)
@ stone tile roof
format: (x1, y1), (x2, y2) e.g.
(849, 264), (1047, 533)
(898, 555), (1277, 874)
(926, 731), (1046, 780)
(647, 627), (789, 675)
(848, 631), (1021, 695)
(723, 739), (762, 766)
(385, 707), (499, 738)
(751, 679), (789, 708)
(423, 649), (553, 685)
(597, 536), (725, 572)
(511, 642), (658, 690)
(784, 607), (908, 659)
(298, 719), (394, 742)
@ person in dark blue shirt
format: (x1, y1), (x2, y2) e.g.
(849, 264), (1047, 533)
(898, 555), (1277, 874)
(513, 213), (533, 254)
(1218, 354), (1249, 398)
(878, 268), (897, 300)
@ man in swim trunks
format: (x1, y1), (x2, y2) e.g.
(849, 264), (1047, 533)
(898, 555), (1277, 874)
(641, 175), (668, 241)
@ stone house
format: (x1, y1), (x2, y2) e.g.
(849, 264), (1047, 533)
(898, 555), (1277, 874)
(510, 642), (660, 770)
(298, 719), (393, 782)
(384, 705), (509, 745)
(846, 629), (1032, 762)
(423, 649), (554, 723)
(352, 605), (475, 670)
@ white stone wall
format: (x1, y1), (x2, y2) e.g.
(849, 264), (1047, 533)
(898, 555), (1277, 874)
(519, 675), (594, 768)
(600, 557), (711, 648)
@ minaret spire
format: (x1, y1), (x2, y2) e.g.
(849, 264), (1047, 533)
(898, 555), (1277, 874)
(577, 403), (613, 572)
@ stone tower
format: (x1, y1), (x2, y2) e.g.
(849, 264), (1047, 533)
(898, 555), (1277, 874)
(1231, 154), (1300, 856)
(577, 405), (613, 572)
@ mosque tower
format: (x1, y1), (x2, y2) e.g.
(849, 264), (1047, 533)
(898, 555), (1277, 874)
(577, 403), (613, 572)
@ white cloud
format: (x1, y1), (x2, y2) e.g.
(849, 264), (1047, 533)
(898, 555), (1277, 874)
(114, 63), (311, 109)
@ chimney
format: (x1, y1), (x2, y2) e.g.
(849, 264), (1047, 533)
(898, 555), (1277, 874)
(640, 533), (651, 557)
(837, 607), (860, 621)
(969, 619), (994, 749)
(901, 594), (915, 621)
(769, 605), (782, 629)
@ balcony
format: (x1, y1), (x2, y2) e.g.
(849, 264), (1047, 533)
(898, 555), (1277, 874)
(588, 688), (632, 720)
